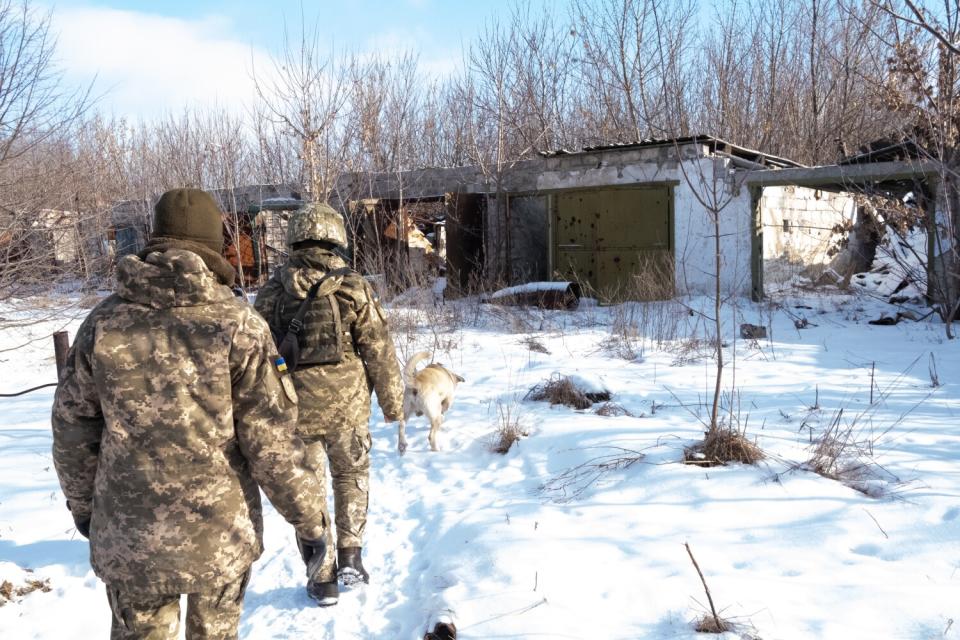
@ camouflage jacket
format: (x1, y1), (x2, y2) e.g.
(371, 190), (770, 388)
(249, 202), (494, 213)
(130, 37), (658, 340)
(254, 247), (403, 430)
(51, 248), (327, 594)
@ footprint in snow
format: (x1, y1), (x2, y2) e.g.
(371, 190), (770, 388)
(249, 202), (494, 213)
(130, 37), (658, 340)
(411, 555), (431, 573)
(432, 572), (458, 589)
(851, 543), (882, 557)
(851, 543), (900, 561)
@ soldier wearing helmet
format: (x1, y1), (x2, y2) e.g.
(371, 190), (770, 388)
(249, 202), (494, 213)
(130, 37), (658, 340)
(254, 202), (403, 606)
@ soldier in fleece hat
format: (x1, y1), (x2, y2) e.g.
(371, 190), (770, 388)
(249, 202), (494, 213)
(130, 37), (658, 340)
(52, 188), (329, 639)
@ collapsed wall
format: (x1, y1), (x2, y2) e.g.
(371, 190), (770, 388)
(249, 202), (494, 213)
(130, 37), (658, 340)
(760, 185), (855, 289)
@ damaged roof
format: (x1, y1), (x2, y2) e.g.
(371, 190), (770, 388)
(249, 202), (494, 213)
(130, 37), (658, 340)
(540, 135), (803, 169)
(838, 139), (924, 165)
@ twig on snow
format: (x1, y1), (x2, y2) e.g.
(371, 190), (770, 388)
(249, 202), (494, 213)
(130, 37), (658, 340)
(684, 542), (727, 633)
(863, 508), (889, 539)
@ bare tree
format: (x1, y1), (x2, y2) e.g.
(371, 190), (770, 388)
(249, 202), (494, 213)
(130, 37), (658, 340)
(0, 0), (91, 309)
(251, 13), (349, 201)
(856, 0), (960, 335)
(571, 0), (696, 142)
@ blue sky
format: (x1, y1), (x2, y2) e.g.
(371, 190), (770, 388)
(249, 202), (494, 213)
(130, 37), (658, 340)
(42, 0), (556, 120)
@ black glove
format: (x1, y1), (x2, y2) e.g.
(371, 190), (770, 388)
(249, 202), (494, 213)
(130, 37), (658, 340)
(297, 537), (327, 579)
(74, 515), (91, 539)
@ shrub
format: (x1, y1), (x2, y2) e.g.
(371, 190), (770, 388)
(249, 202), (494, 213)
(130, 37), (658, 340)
(683, 426), (764, 467)
(526, 374), (610, 410)
(489, 399), (527, 454)
(594, 402), (636, 417)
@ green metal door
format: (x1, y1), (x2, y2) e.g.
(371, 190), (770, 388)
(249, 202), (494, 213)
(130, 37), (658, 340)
(554, 186), (673, 301)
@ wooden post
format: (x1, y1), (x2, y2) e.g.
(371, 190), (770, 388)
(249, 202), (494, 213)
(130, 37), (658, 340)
(53, 331), (70, 380)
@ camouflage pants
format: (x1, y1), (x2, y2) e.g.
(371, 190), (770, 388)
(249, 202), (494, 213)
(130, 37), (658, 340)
(302, 421), (371, 562)
(106, 572), (249, 640)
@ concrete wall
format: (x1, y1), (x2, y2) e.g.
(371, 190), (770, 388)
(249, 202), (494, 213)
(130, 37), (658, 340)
(761, 185), (854, 286)
(672, 158), (753, 296)
(532, 150), (753, 297)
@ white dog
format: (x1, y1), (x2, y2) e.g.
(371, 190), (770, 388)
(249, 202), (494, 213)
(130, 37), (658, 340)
(397, 351), (464, 454)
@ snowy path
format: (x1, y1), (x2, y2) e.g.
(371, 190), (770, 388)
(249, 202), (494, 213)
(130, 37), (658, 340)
(241, 372), (549, 639)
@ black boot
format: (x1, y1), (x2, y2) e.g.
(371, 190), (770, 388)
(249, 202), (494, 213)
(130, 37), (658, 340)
(337, 547), (369, 585)
(306, 578), (339, 607)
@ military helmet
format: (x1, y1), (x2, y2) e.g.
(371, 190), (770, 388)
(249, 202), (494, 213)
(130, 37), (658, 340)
(286, 202), (348, 248)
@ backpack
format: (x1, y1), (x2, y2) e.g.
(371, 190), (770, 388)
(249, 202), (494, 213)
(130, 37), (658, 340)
(270, 268), (353, 372)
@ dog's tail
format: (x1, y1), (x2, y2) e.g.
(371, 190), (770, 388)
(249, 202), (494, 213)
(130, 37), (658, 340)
(403, 351), (431, 388)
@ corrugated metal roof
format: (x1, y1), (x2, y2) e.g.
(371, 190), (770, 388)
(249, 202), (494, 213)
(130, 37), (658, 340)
(540, 135), (804, 169)
(838, 139), (923, 165)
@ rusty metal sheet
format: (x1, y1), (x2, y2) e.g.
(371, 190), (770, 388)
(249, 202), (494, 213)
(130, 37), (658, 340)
(553, 186), (673, 301)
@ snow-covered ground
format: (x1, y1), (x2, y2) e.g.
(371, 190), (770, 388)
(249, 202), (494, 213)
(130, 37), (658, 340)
(1, 290), (958, 639)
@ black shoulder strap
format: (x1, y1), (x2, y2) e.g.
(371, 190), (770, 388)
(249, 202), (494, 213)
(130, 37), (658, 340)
(284, 267), (354, 338)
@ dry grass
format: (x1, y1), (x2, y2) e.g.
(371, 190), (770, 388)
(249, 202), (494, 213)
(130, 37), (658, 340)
(489, 399), (528, 454)
(0, 577), (51, 607)
(692, 614), (762, 639)
(605, 299), (687, 360)
(684, 426), (764, 467)
(806, 409), (857, 480)
(670, 336), (716, 367)
(929, 352), (941, 388)
(803, 407), (898, 497)
(693, 614), (731, 634)
(599, 334), (642, 361)
(520, 335), (550, 354)
(484, 301), (547, 334)
(594, 402), (636, 417)
(526, 374), (610, 410)
(387, 294), (466, 363)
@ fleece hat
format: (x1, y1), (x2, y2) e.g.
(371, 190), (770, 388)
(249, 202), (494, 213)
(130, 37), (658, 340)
(152, 188), (224, 253)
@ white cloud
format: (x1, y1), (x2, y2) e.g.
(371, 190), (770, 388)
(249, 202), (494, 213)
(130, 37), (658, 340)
(50, 6), (271, 120)
(46, 6), (466, 121)
(359, 27), (464, 80)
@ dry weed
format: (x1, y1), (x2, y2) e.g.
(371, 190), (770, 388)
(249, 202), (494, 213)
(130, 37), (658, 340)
(599, 334), (642, 361)
(386, 291), (465, 362)
(929, 352), (941, 388)
(803, 408), (899, 496)
(594, 402), (636, 417)
(526, 374), (610, 410)
(684, 426), (764, 467)
(671, 336), (716, 367)
(0, 577), (51, 607)
(520, 335), (550, 354)
(489, 399), (527, 454)
(605, 296), (687, 361)
(693, 614), (730, 634)
(489, 304), (545, 334)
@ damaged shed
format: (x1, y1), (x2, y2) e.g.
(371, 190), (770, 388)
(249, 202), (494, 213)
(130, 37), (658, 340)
(337, 136), (868, 301)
